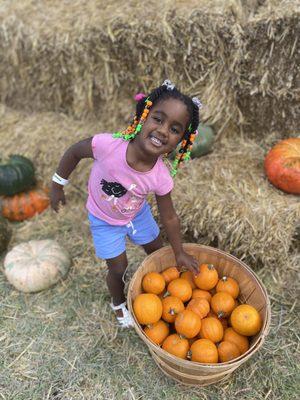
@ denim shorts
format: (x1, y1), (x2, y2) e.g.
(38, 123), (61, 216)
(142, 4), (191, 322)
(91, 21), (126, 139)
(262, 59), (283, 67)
(88, 202), (160, 259)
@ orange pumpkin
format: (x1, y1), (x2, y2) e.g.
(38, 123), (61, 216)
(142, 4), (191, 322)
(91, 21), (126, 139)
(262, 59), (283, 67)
(189, 339), (218, 363)
(167, 278), (192, 302)
(161, 296), (185, 323)
(216, 276), (239, 299)
(1, 187), (49, 221)
(142, 272), (165, 295)
(161, 267), (180, 284)
(223, 327), (249, 354)
(194, 264), (218, 290)
(207, 311), (228, 330)
(186, 298), (210, 319)
(144, 320), (169, 345)
(211, 292), (235, 318)
(199, 317), (224, 343)
(180, 271), (197, 289)
(133, 293), (162, 325)
(175, 310), (202, 339)
(218, 341), (241, 362)
(192, 289), (212, 303)
(264, 137), (300, 194)
(162, 334), (190, 359)
(231, 304), (262, 336)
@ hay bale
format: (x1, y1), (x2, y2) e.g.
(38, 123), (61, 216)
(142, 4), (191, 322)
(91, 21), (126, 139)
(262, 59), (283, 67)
(163, 133), (300, 270)
(0, 0), (299, 137)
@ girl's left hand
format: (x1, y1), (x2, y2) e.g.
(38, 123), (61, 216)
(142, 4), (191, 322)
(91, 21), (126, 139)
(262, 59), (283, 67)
(175, 251), (199, 275)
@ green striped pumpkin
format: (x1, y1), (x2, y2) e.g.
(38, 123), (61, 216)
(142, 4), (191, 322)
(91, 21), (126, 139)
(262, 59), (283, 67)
(0, 155), (36, 196)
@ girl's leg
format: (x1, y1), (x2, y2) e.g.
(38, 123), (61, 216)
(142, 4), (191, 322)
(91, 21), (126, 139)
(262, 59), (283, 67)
(106, 251), (128, 315)
(142, 233), (163, 255)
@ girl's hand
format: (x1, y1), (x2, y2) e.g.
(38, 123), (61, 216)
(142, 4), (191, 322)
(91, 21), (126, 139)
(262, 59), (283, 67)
(50, 183), (66, 212)
(175, 251), (199, 275)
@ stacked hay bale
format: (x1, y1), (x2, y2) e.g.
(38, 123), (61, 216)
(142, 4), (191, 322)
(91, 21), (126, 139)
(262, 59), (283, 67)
(0, 0), (299, 271)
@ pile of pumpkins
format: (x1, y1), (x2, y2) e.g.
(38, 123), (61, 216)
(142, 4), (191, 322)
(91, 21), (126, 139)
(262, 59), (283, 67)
(0, 155), (49, 222)
(133, 264), (262, 364)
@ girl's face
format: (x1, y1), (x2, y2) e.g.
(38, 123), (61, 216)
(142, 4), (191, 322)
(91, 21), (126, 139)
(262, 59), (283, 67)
(137, 98), (190, 157)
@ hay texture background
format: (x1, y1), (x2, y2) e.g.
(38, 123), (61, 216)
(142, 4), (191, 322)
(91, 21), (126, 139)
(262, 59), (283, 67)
(0, 0), (299, 137)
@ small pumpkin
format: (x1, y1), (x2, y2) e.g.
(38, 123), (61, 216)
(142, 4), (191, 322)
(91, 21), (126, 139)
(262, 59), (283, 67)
(218, 341), (241, 363)
(189, 339), (218, 363)
(161, 266), (180, 284)
(211, 292), (235, 318)
(180, 270), (197, 289)
(166, 278), (192, 302)
(0, 216), (11, 254)
(264, 137), (300, 194)
(186, 298), (210, 319)
(194, 264), (219, 291)
(144, 320), (169, 345)
(133, 293), (163, 325)
(223, 327), (249, 354)
(216, 276), (239, 299)
(4, 239), (71, 292)
(175, 310), (202, 339)
(1, 186), (50, 221)
(192, 289), (212, 303)
(161, 296), (185, 323)
(199, 317), (224, 343)
(162, 333), (190, 359)
(230, 304), (262, 336)
(142, 272), (165, 294)
(207, 311), (228, 330)
(0, 155), (36, 196)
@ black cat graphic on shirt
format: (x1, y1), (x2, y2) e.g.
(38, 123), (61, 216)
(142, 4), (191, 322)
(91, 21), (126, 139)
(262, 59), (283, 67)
(100, 179), (127, 198)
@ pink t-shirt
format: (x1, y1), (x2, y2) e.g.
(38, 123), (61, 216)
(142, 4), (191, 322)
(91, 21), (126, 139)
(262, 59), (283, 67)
(86, 133), (174, 225)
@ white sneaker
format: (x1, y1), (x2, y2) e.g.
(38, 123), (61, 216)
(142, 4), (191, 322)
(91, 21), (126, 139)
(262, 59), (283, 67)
(110, 301), (134, 328)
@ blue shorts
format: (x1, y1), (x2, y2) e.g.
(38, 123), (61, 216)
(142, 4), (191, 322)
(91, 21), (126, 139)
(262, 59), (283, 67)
(88, 202), (160, 259)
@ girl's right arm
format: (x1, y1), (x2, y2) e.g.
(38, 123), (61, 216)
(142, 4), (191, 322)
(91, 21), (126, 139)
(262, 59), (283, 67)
(50, 137), (93, 212)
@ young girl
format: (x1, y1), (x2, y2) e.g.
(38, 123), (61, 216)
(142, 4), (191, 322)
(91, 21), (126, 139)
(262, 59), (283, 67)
(50, 80), (201, 328)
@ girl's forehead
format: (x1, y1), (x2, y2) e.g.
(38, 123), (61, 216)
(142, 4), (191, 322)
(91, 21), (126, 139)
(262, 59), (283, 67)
(151, 98), (190, 125)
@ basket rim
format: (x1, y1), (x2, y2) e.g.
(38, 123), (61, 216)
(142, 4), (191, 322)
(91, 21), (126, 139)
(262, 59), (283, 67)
(128, 243), (271, 369)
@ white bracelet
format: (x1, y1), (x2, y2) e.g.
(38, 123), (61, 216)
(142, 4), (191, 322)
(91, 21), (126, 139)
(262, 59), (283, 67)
(52, 172), (69, 186)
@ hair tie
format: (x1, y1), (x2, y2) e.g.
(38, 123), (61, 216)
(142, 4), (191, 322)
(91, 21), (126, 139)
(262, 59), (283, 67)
(134, 93), (146, 102)
(192, 97), (203, 109)
(162, 79), (175, 91)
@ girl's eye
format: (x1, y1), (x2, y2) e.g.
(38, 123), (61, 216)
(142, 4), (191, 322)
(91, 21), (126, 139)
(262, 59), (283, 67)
(171, 127), (179, 134)
(153, 116), (162, 123)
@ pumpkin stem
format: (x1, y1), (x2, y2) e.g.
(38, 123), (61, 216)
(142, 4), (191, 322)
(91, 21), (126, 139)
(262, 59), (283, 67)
(221, 276), (228, 281)
(208, 264), (215, 270)
(169, 308), (176, 316)
(163, 291), (170, 298)
(187, 350), (192, 360)
(217, 311), (225, 319)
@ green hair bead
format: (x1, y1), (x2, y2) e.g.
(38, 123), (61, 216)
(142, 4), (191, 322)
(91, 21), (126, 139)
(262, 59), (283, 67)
(113, 132), (123, 138)
(135, 124), (142, 133)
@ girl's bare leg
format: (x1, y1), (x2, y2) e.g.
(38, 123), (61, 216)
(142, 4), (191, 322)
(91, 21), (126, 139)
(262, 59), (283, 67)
(106, 251), (128, 317)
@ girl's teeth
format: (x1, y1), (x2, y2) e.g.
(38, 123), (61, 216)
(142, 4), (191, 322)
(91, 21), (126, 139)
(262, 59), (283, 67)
(150, 136), (162, 146)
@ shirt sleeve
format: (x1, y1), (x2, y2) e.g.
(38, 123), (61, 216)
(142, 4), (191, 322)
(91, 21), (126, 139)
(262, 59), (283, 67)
(155, 163), (174, 196)
(91, 133), (112, 160)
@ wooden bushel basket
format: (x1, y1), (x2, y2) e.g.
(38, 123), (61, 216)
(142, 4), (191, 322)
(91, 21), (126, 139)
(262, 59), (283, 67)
(128, 244), (271, 387)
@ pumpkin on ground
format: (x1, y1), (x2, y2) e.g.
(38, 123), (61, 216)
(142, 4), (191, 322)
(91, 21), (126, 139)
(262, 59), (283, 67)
(264, 137), (300, 194)
(0, 155), (36, 196)
(189, 339), (218, 363)
(133, 293), (163, 325)
(0, 216), (11, 254)
(230, 304), (262, 336)
(4, 239), (71, 293)
(1, 186), (50, 221)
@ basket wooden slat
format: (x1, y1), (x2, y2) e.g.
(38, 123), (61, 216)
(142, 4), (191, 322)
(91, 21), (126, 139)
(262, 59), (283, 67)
(128, 244), (271, 386)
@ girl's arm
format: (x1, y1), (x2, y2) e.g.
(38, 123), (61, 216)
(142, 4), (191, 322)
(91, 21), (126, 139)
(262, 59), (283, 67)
(156, 192), (199, 274)
(50, 137), (93, 211)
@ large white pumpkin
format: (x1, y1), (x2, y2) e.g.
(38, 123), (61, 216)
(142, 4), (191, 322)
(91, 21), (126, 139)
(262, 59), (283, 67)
(4, 239), (71, 293)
